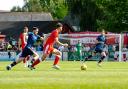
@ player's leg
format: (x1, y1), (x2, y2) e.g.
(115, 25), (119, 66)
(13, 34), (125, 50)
(123, 53), (126, 61)
(52, 48), (62, 69)
(23, 55), (30, 67)
(31, 44), (50, 68)
(32, 48), (61, 70)
(31, 50), (46, 68)
(77, 50), (82, 61)
(6, 57), (25, 70)
(30, 53), (48, 69)
(114, 51), (118, 61)
(97, 51), (106, 66)
(16, 50), (29, 67)
(23, 58), (26, 63)
(25, 48), (38, 67)
(27, 56), (35, 66)
(6, 47), (32, 70)
(83, 51), (96, 62)
(28, 50), (42, 69)
(84, 45), (98, 62)
(30, 54), (45, 67)
(21, 44), (27, 66)
(15, 51), (22, 60)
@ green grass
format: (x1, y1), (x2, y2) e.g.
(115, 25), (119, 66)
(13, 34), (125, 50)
(0, 61), (128, 89)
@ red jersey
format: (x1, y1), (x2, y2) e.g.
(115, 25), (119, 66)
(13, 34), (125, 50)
(43, 29), (59, 54)
(45, 29), (59, 45)
(19, 33), (27, 50)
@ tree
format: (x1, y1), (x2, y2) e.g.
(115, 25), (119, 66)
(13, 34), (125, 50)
(22, 0), (43, 12)
(95, 0), (128, 32)
(65, 0), (128, 32)
(11, 6), (23, 12)
(11, 0), (68, 20)
(97, 0), (128, 32)
(40, 0), (68, 19)
(65, 0), (102, 31)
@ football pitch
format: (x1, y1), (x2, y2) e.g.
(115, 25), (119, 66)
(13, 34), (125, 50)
(0, 61), (128, 89)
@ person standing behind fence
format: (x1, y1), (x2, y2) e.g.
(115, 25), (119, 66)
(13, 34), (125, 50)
(76, 40), (83, 61)
(18, 27), (28, 51)
(18, 27), (29, 67)
(8, 51), (11, 59)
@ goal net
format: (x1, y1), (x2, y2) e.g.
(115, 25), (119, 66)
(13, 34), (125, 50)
(59, 33), (122, 61)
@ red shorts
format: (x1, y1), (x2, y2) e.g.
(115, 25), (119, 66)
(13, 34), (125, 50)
(43, 44), (54, 55)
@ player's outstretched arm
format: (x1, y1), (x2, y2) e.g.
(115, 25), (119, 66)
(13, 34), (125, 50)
(40, 37), (44, 40)
(106, 36), (115, 39)
(55, 38), (68, 47)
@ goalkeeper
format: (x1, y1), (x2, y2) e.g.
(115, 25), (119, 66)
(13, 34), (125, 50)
(76, 40), (83, 61)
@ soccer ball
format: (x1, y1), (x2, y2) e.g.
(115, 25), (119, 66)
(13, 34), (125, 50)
(81, 64), (87, 70)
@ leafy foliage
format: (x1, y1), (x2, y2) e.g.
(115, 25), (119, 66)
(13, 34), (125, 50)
(65, 0), (103, 31)
(65, 0), (128, 32)
(11, 0), (68, 20)
(40, 0), (68, 19)
(96, 0), (128, 32)
(11, 0), (128, 32)
(11, 6), (22, 12)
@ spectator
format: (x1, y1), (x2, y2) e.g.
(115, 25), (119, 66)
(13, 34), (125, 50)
(8, 51), (11, 59)
(76, 40), (83, 60)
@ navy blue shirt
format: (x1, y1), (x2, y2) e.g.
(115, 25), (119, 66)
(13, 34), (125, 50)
(26, 32), (40, 48)
(95, 35), (106, 50)
(96, 35), (106, 44)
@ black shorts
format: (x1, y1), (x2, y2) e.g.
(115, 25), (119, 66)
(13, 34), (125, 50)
(94, 49), (103, 53)
(20, 47), (35, 57)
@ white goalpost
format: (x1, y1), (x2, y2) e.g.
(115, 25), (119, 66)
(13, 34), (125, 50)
(59, 33), (122, 61)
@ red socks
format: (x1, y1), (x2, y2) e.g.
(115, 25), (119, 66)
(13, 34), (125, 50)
(53, 56), (60, 65)
(32, 59), (40, 67)
(32, 55), (60, 67)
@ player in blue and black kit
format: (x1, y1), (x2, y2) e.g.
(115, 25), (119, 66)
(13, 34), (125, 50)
(83, 30), (107, 66)
(6, 27), (43, 70)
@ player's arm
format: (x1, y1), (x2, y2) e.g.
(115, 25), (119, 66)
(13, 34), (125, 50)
(106, 36), (115, 39)
(18, 38), (21, 51)
(37, 36), (44, 41)
(40, 37), (44, 40)
(105, 34), (116, 39)
(43, 34), (50, 46)
(95, 39), (99, 44)
(55, 38), (68, 47)
(36, 35), (44, 44)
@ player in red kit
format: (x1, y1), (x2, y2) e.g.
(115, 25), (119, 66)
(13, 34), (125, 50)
(30, 23), (68, 70)
(18, 27), (29, 67)
(18, 27), (28, 50)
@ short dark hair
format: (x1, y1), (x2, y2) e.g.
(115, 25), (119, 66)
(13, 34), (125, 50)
(32, 27), (38, 30)
(56, 23), (63, 28)
(105, 31), (108, 34)
(24, 26), (28, 29)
